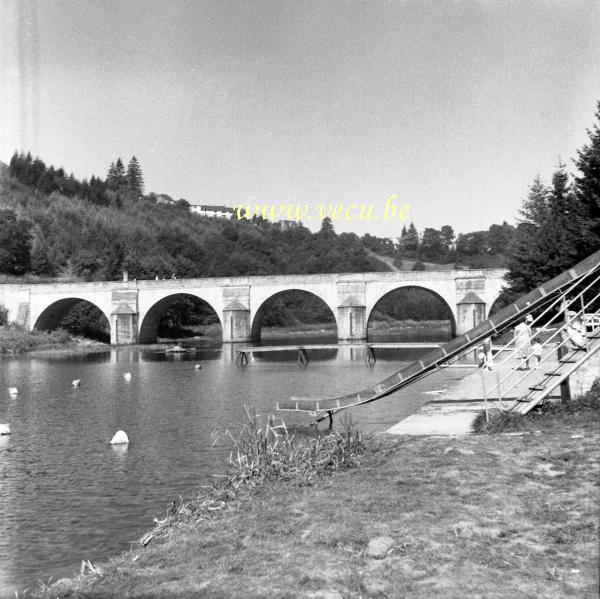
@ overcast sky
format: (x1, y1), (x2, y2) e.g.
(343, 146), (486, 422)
(1, 0), (599, 237)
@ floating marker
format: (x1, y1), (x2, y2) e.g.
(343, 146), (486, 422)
(110, 430), (129, 445)
(123, 372), (132, 382)
(72, 379), (81, 388)
(194, 364), (202, 370)
(8, 387), (18, 397)
(0, 423), (10, 435)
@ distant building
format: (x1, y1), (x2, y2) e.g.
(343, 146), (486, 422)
(155, 194), (175, 205)
(190, 204), (235, 219)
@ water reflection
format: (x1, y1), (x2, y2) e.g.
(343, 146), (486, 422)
(0, 335), (458, 597)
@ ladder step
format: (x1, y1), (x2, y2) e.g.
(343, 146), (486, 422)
(544, 372), (561, 376)
(529, 386), (545, 391)
(559, 359), (576, 363)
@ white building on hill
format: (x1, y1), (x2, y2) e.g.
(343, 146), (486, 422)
(190, 204), (235, 219)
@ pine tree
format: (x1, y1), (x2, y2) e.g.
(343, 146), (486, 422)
(574, 100), (600, 247)
(401, 222), (419, 258)
(106, 158), (127, 190)
(126, 155), (145, 194)
(506, 177), (551, 294)
(507, 164), (593, 294)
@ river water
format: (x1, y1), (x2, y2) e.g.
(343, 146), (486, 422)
(0, 333), (462, 596)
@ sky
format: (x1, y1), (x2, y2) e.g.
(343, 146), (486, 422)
(1, 0), (599, 237)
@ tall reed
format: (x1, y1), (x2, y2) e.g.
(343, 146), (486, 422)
(212, 406), (365, 489)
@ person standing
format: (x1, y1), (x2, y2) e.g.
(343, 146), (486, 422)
(514, 314), (533, 370)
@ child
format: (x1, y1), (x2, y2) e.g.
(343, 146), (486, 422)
(478, 337), (493, 370)
(531, 339), (543, 370)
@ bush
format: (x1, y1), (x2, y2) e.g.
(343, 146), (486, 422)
(0, 304), (7, 326)
(473, 378), (600, 433)
(212, 406), (365, 489)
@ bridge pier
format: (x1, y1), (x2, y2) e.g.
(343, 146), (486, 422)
(337, 304), (367, 341)
(456, 292), (486, 336)
(222, 302), (252, 343)
(111, 291), (139, 344)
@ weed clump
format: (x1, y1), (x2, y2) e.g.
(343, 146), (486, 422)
(473, 378), (600, 433)
(214, 406), (365, 489)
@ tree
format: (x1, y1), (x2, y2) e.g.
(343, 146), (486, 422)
(126, 156), (145, 194)
(106, 158), (127, 190)
(319, 217), (335, 238)
(30, 225), (53, 275)
(420, 228), (445, 262)
(487, 221), (514, 255)
(0, 210), (32, 275)
(440, 225), (455, 246)
(400, 222), (419, 258)
(574, 100), (600, 247)
(507, 163), (593, 294)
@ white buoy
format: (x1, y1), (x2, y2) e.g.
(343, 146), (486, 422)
(8, 387), (18, 397)
(194, 364), (202, 370)
(110, 430), (129, 445)
(0, 423), (10, 435)
(71, 379), (81, 388)
(123, 372), (132, 382)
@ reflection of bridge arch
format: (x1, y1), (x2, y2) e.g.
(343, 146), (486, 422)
(250, 289), (338, 341)
(367, 285), (457, 337)
(33, 297), (111, 336)
(138, 293), (222, 343)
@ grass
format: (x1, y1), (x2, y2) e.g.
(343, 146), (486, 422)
(0, 324), (77, 355)
(473, 379), (600, 434)
(30, 395), (599, 599)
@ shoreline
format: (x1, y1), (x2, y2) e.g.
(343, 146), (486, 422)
(1, 320), (452, 358)
(29, 389), (599, 598)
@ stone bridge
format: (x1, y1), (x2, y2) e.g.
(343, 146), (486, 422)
(0, 269), (507, 344)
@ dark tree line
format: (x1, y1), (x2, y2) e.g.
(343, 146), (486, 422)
(8, 152), (145, 208)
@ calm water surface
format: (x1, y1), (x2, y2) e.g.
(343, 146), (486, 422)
(0, 334), (462, 596)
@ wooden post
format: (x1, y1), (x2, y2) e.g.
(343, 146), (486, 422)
(480, 369), (489, 422)
(558, 330), (571, 404)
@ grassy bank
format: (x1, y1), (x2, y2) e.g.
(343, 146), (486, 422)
(0, 325), (95, 356)
(29, 388), (599, 598)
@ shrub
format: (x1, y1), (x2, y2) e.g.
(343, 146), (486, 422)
(473, 378), (600, 433)
(212, 406), (365, 489)
(0, 304), (7, 326)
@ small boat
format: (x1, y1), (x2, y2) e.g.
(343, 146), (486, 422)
(165, 345), (187, 353)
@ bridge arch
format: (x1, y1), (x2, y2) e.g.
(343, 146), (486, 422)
(33, 297), (111, 341)
(488, 289), (511, 318)
(250, 289), (338, 341)
(138, 293), (222, 343)
(367, 285), (457, 338)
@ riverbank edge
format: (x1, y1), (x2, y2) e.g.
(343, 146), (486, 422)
(29, 393), (599, 598)
(1, 319), (451, 358)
